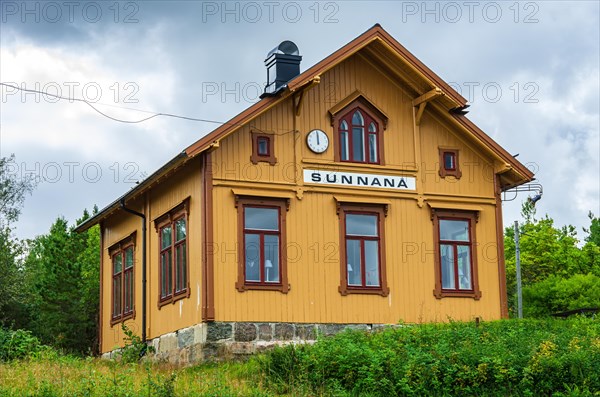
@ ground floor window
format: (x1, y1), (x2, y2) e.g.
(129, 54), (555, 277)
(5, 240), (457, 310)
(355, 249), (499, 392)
(338, 203), (389, 296)
(432, 209), (481, 299)
(155, 198), (190, 307)
(236, 197), (289, 293)
(109, 233), (136, 324)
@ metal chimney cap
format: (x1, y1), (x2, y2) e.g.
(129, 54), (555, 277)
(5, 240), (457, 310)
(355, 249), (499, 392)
(267, 40), (300, 57)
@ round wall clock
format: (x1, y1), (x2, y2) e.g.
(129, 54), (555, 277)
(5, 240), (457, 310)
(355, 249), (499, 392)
(306, 129), (329, 153)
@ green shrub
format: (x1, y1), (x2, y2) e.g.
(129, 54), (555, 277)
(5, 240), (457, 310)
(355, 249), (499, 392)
(117, 323), (155, 364)
(0, 327), (43, 361)
(523, 274), (600, 317)
(260, 319), (600, 396)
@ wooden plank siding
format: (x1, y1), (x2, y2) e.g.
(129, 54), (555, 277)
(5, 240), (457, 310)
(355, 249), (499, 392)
(97, 40), (512, 353)
(210, 53), (502, 325)
(100, 157), (203, 352)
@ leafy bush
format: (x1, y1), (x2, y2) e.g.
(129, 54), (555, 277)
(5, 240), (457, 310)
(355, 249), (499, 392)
(260, 319), (600, 396)
(523, 274), (600, 317)
(0, 327), (43, 361)
(117, 323), (154, 364)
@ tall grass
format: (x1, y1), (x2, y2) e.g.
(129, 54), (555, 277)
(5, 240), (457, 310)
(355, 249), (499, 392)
(1, 319), (598, 396)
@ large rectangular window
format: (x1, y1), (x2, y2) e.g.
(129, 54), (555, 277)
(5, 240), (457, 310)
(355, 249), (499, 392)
(109, 233), (136, 325)
(432, 210), (481, 299)
(155, 198), (190, 307)
(338, 204), (389, 296)
(236, 197), (289, 293)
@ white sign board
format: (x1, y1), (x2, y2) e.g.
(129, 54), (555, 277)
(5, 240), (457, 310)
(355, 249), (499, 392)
(303, 169), (416, 191)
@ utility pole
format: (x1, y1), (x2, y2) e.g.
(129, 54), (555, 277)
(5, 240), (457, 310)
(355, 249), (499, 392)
(514, 220), (523, 319)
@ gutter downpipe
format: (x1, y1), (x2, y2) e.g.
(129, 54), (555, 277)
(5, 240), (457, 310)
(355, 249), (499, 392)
(120, 198), (147, 354)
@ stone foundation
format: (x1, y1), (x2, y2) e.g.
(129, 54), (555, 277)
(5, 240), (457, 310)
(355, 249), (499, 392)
(103, 322), (391, 365)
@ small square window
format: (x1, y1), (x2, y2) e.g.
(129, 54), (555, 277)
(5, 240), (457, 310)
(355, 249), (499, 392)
(439, 148), (462, 179)
(251, 131), (276, 165)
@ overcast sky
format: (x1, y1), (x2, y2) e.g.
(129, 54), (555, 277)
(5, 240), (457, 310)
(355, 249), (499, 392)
(1, 1), (598, 242)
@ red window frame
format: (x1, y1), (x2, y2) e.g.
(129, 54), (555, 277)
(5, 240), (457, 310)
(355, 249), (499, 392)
(432, 209), (481, 299)
(337, 106), (381, 165)
(155, 198), (190, 308)
(251, 131), (277, 165)
(338, 203), (389, 296)
(235, 196), (289, 293)
(438, 148), (462, 179)
(109, 233), (136, 325)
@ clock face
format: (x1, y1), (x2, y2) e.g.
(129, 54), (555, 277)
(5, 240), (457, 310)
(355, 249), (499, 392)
(306, 129), (329, 154)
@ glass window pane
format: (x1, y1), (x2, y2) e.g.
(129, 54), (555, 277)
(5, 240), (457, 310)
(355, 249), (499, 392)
(124, 271), (132, 312)
(365, 240), (380, 287)
(257, 137), (269, 156)
(264, 235), (280, 283)
(175, 243), (187, 292)
(369, 133), (377, 163)
(439, 219), (469, 242)
(340, 120), (348, 131)
(113, 276), (121, 315)
(245, 207), (278, 231)
(161, 253), (167, 297)
(368, 122), (376, 132)
(113, 254), (122, 274)
(457, 245), (472, 290)
(181, 242), (187, 288)
(161, 226), (172, 249)
(175, 218), (186, 242)
(440, 244), (455, 289)
(175, 245), (182, 291)
(340, 131), (349, 161)
(346, 214), (378, 236)
(125, 247), (133, 269)
(161, 250), (172, 298)
(444, 152), (455, 170)
(352, 127), (364, 162)
(245, 233), (260, 282)
(346, 239), (362, 286)
(352, 110), (364, 126)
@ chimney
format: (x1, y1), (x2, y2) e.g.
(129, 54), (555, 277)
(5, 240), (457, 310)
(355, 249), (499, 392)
(261, 40), (301, 98)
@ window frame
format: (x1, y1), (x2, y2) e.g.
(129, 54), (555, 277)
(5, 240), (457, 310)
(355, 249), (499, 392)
(438, 148), (462, 179)
(154, 198), (191, 308)
(338, 203), (389, 296)
(235, 196), (289, 293)
(332, 98), (386, 165)
(432, 209), (481, 299)
(108, 232), (136, 326)
(251, 131), (277, 165)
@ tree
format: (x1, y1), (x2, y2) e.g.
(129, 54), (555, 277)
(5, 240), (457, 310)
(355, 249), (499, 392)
(0, 155), (36, 327)
(23, 209), (100, 354)
(505, 202), (600, 317)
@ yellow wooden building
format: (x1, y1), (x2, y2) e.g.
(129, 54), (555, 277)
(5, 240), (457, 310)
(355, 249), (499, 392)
(77, 24), (533, 360)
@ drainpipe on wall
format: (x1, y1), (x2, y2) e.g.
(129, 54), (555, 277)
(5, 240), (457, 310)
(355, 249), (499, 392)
(120, 199), (147, 354)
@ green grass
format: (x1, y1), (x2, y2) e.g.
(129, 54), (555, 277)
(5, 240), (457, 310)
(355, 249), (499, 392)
(1, 318), (599, 396)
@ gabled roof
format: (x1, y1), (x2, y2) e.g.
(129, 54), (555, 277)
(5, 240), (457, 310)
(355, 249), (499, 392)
(76, 24), (533, 232)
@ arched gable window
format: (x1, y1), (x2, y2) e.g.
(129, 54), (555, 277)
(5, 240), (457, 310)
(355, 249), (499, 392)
(338, 108), (379, 164)
(331, 94), (387, 165)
